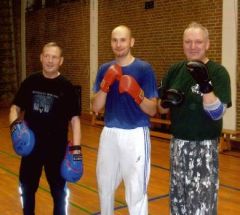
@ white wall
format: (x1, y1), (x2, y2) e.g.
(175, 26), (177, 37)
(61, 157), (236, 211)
(89, 0), (98, 107)
(222, 0), (238, 130)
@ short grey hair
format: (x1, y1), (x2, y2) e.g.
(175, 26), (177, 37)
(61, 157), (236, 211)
(184, 22), (209, 40)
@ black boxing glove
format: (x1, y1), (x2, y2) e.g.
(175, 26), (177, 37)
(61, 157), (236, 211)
(187, 60), (213, 94)
(161, 89), (184, 108)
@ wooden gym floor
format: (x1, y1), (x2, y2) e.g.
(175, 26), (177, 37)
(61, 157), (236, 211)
(0, 107), (240, 215)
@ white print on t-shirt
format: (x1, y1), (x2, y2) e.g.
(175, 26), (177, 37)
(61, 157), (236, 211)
(32, 90), (58, 113)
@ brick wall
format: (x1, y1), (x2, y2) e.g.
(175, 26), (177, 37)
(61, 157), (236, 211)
(25, 1), (90, 113)
(12, 0), (21, 88)
(24, 0), (226, 116)
(98, 0), (223, 82)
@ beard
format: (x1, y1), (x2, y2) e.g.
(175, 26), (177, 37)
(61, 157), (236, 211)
(113, 48), (131, 58)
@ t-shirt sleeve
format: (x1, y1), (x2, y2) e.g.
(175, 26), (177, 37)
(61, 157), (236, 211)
(12, 79), (29, 110)
(67, 84), (81, 118)
(141, 64), (158, 99)
(212, 66), (232, 108)
(158, 64), (175, 98)
(92, 65), (104, 93)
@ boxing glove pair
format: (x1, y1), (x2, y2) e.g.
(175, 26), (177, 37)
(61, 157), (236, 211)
(100, 64), (144, 104)
(159, 60), (213, 108)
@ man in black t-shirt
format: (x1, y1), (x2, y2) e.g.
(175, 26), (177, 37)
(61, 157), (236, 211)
(9, 42), (82, 215)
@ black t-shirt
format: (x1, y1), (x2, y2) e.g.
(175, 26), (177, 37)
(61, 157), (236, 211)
(13, 72), (80, 138)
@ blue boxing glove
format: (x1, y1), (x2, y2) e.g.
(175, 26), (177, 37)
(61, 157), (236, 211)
(61, 143), (83, 183)
(10, 119), (35, 156)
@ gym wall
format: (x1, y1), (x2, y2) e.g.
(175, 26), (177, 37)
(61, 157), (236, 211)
(13, 0), (239, 129)
(237, 2), (240, 130)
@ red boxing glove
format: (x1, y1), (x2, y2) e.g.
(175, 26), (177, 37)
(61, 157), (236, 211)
(119, 75), (144, 104)
(100, 64), (123, 93)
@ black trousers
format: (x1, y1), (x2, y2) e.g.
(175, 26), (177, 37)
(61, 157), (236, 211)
(19, 135), (68, 215)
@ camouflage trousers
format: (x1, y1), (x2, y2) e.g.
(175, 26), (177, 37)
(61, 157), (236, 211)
(170, 138), (219, 215)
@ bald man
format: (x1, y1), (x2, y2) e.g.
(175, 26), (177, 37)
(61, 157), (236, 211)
(92, 25), (158, 215)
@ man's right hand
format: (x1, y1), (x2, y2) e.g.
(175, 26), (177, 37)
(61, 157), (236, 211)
(100, 64), (123, 93)
(10, 119), (35, 156)
(161, 89), (184, 108)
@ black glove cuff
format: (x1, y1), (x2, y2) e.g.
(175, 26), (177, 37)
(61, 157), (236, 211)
(69, 145), (82, 151)
(161, 100), (170, 109)
(200, 82), (213, 94)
